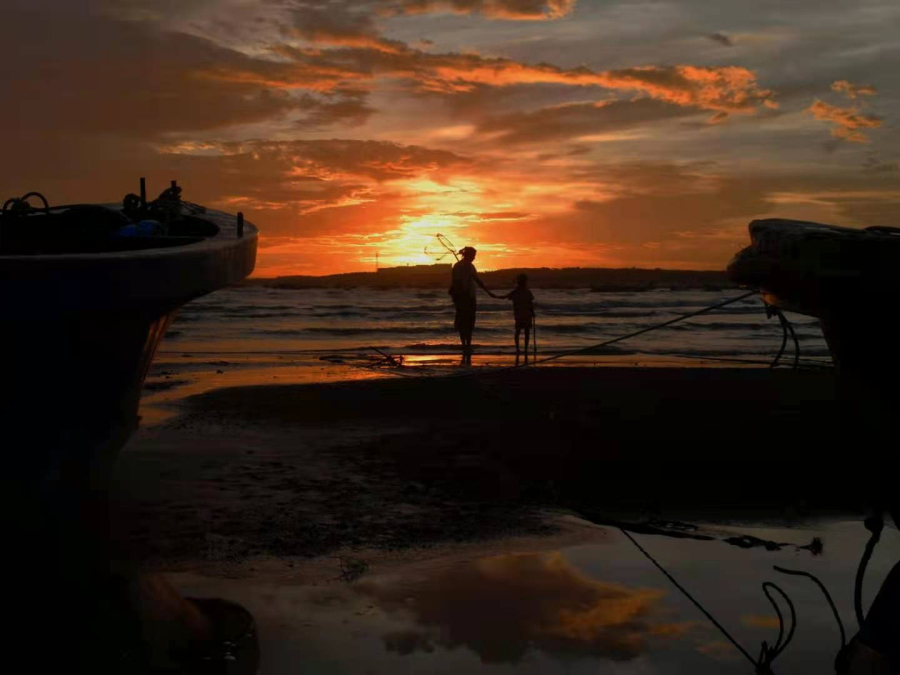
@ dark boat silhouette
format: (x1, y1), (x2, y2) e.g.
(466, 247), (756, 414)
(1, 181), (259, 672)
(727, 218), (900, 388)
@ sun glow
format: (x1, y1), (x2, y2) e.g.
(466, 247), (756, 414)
(374, 215), (467, 267)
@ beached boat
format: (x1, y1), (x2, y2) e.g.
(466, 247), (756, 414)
(1, 182), (258, 671)
(727, 218), (900, 386)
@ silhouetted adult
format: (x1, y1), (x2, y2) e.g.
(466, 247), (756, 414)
(449, 247), (497, 364)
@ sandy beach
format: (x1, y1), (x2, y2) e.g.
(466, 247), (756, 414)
(115, 364), (890, 577)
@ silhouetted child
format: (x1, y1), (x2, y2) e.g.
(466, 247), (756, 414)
(503, 274), (535, 360)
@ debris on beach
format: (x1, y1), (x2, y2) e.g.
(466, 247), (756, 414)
(336, 557), (370, 583)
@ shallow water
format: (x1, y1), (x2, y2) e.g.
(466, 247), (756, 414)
(162, 286), (830, 363)
(175, 519), (898, 674)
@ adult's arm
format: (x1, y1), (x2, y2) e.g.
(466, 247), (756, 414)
(473, 270), (498, 298)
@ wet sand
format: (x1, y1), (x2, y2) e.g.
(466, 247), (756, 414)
(114, 366), (891, 575)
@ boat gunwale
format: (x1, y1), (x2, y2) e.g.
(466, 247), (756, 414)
(0, 206), (258, 264)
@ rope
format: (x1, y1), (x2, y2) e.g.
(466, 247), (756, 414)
(769, 309), (800, 369)
(770, 308), (789, 369)
(758, 582), (796, 670)
(521, 290), (759, 368)
(621, 520), (882, 671)
(618, 527), (854, 673)
(773, 566), (846, 648)
(854, 514), (884, 629)
(1, 191), (50, 216)
(634, 351), (832, 369)
(618, 528), (760, 668)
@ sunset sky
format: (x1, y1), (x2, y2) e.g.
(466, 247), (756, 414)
(2, 0), (898, 275)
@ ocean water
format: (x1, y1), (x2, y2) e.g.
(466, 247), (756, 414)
(161, 285), (831, 365)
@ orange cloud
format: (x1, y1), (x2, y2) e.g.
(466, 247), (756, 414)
(383, 0), (577, 20)
(831, 80), (878, 100)
(374, 52), (776, 114)
(269, 14), (776, 116)
(194, 60), (367, 92)
(806, 100), (883, 143)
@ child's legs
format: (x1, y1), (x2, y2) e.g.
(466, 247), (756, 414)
(514, 327), (521, 352)
(523, 327), (530, 351)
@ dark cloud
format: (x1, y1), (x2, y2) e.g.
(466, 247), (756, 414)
(817, 188), (900, 226)
(294, 91), (376, 128)
(862, 153), (899, 172)
(0, 7), (371, 141)
(358, 553), (688, 663)
(0, 11), (292, 137)
(478, 98), (696, 144)
(288, 4), (407, 53)
(706, 32), (733, 47)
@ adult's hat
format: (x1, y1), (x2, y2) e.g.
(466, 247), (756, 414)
(459, 246), (477, 257)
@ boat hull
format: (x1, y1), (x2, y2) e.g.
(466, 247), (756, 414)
(728, 218), (900, 387)
(2, 207), (257, 497)
(0, 201), (258, 671)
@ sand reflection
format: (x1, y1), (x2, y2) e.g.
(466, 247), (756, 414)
(358, 552), (693, 663)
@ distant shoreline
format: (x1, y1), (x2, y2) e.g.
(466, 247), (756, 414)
(246, 265), (735, 292)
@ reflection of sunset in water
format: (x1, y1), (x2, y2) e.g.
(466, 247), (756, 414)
(358, 552), (692, 663)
